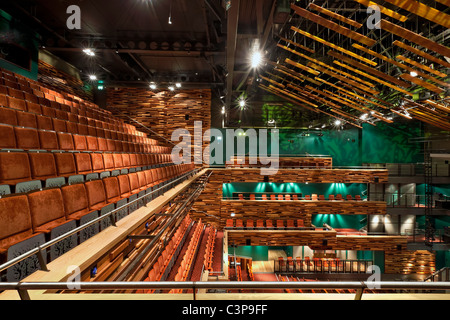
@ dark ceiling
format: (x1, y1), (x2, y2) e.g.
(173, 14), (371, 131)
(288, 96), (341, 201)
(1, 0), (449, 130)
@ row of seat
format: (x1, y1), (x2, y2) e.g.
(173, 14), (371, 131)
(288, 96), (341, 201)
(171, 220), (204, 293)
(0, 84), (139, 136)
(237, 194), (363, 201)
(0, 150), (175, 187)
(0, 123), (169, 154)
(203, 227), (216, 272)
(225, 219), (306, 229)
(0, 164), (196, 280)
(0, 69), (141, 135)
(1, 73), (105, 115)
(141, 215), (193, 293)
(0, 105), (158, 146)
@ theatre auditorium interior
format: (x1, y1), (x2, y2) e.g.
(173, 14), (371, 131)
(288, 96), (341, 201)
(0, 0), (449, 301)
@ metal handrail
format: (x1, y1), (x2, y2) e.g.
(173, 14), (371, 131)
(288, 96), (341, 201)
(1, 281), (449, 300)
(0, 168), (201, 274)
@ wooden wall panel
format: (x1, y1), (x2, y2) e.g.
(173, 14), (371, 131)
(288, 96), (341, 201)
(221, 200), (386, 221)
(106, 88), (211, 164)
(385, 250), (436, 275)
(227, 229), (338, 247)
(190, 169), (388, 226)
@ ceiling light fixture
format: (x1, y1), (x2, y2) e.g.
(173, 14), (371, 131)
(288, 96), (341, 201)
(168, 86), (175, 91)
(168, 0), (173, 24)
(334, 119), (342, 126)
(150, 83), (157, 90)
(239, 99), (246, 108)
(175, 82), (182, 88)
(83, 48), (95, 56)
(251, 51), (263, 68)
(410, 71), (418, 77)
(89, 75), (97, 81)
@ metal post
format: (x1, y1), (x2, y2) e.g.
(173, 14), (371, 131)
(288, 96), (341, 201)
(18, 288), (31, 300)
(37, 246), (48, 272)
(354, 288), (364, 300)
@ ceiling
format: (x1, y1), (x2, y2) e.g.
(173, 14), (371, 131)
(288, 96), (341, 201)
(1, 0), (449, 130)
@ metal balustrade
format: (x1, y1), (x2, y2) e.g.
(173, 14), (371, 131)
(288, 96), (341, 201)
(274, 258), (374, 274)
(0, 281), (449, 300)
(0, 168), (201, 275)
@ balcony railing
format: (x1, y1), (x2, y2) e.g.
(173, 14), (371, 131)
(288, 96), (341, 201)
(274, 258), (374, 274)
(364, 163), (450, 177)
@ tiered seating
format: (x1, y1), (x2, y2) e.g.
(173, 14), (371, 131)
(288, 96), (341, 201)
(203, 226), (217, 272)
(170, 220), (204, 293)
(140, 215), (193, 293)
(0, 68), (177, 194)
(225, 219), (306, 229)
(0, 162), (195, 280)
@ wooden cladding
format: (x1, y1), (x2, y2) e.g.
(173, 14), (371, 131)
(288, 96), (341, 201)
(221, 200), (387, 218)
(382, 0), (450, 29)
(190, 169), (388, 226)
(290, 4), (376, 46)
(213, 168), (388, 184)
(308, 3), (363, 28)
(352, 0), (408, 22)
(379, 19), (450, 58)
(385, 250), (436, 275)
(106, 88), (211, 164)
(393, 41), (450, 69)
(227, 229), (338, 247)
(227, 231), (407, 252)
(226, 157), (333, 169)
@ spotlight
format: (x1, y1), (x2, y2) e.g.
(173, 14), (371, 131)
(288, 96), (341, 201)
(221, 106), (226, 114)
(175, 82), (182, 88)
(239, 99), (246, 108)
(89, 75), (97, 81)
(83, 48), (95, 56)
(360, 113), (368, 120)
(410, 71), (418, 77)
(150, 83), (157, 90)
(168, 86), (175, 91)
(334, 119), (342, 126)
(251, 51), (262, 68)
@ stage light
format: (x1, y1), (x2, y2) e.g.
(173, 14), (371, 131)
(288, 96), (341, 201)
(176, 82), (182, 88)
(150, 83), (157, 90)
(251, 51), (262, 68)
(410, 71), (418, 77)
(168, 86), (175, 91)
(83, 48), (95, 56)
(239, 99), (246, 108)
(89, 75), (97, 81)
(334, 119), (342, 126)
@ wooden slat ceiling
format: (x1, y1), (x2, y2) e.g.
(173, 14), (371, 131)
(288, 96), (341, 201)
(259, 0), (450, 130)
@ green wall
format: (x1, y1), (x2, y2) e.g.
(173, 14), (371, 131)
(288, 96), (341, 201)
(212, 120), (423, 167)
(223, 182), (367, 199)
(312, 214), (366, 230)
(361, 121), (423, 164)
(229, 246), (269, 261)
(0, 9), (39, 79)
